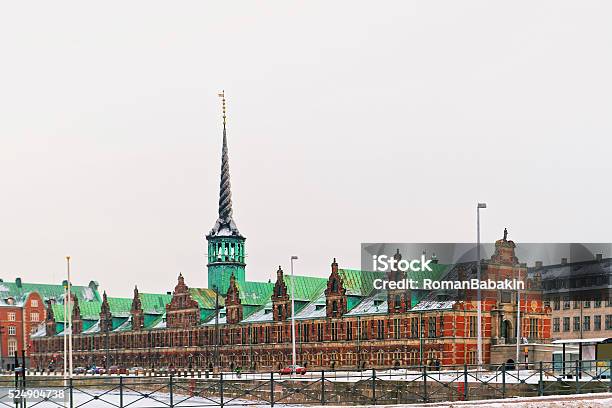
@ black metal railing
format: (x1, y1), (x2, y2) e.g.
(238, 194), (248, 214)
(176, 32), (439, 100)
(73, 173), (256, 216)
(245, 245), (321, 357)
(0, 360), (610, 407)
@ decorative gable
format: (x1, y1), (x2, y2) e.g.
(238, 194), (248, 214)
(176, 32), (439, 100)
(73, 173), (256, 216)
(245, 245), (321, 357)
(325, 258), (347, 318)
(271, 266), (291, 321)
(166, 273), (200, 329)
(99, 291), (113, 332)
(387, 249), (410, 314)
(71, 295), (83, 334)
(225, 273), (243, 324)
(45, 299), (56, 336)
(131, 286), (144, 330)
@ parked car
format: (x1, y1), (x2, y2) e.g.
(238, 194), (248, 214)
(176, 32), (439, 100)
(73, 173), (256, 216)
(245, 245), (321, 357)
(108, 365), (127, 375)
(87, 366), (106, 375)
(279, 365), (307, 375)
(73, 367), (86, 375)
(129, 366), (145, 376)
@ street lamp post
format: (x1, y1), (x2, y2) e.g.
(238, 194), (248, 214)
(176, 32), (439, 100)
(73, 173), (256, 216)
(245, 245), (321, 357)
(66, 256), (73, 378)
(476, 203), (487, 367)
(214, 285), (220, 370)
(290, 256), (298, 369)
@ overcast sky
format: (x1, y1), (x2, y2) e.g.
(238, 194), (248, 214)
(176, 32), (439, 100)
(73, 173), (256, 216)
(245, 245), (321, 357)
(1, 2), (611, 297)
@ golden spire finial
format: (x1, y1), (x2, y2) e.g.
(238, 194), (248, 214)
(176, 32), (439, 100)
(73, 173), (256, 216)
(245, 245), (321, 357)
(218, 90), (226, 127)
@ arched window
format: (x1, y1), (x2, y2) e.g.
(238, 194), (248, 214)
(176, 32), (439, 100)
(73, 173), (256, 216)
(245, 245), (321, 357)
(332, 300), (338, 315)
(331, 279), (338, 292)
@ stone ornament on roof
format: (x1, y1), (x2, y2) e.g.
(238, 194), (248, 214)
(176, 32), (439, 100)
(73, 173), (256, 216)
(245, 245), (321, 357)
(491, 228), (518, 265)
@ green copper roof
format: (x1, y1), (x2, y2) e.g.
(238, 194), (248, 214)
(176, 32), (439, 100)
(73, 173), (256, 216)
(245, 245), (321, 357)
(145, 314), (164, 329)
(338, 269), (384, 297)
(190, 288), (224, 309)
(140, 292), (172, 314)
(284, 275), (328, 302)
(236, 281), (273, 306)
(107, 297), (133, 317)
(51, 292), (173, 322)
(0, 280), (101, 303)
(51, 301), (102, 322)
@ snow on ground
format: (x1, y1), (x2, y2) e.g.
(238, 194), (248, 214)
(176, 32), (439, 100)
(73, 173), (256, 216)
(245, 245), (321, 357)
(4, 389), (300, 408)
(4, 389), (611, 407)
(364, 393), (612, 408)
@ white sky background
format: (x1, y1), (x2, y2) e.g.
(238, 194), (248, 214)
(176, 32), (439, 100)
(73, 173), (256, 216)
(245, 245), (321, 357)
(0, 2), (611, 297)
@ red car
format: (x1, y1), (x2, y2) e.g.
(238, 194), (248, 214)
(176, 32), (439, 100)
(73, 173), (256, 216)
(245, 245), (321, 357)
(108, 366), (128, 375)
(279, 365), (307, 375)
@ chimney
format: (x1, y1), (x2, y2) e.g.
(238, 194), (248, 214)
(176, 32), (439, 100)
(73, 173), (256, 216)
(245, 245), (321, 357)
(535, 261), (543, 268)
(595, 253), (603, 261)
(561, 258), (568, 265)
(15, 277), (22, 288)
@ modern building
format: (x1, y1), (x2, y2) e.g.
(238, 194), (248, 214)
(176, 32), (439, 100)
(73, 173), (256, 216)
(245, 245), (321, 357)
(536, 257), (612, 340)
(30, 107), (551, 371)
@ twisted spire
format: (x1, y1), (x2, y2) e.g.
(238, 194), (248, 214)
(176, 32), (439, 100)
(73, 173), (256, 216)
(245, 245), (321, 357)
(219, 102), (233, 221)
(209, 91), (241, 237)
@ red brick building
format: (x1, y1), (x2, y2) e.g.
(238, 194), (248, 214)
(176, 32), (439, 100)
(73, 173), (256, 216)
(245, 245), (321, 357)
(29, 110), (551, 371)
(0, 292), (45, 370)
(30, 235), (550, 371)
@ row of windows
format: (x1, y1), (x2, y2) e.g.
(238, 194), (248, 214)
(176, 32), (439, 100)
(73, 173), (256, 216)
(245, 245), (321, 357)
(544, 275), (611, 290)
(552, 315), (612, 332)
(35, 315), (506, 353)
(4, 311), (40, 322)
(551, 298), (612, 311)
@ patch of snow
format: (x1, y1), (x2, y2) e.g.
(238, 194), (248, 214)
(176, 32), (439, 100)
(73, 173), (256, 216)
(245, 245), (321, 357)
(81, 287), (95, 301)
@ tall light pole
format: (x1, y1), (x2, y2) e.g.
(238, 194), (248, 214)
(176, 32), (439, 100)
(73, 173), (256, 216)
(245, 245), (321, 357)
(476, 203), (486, 367)
(516, 265), (521, 365)
(63, 273), (67, 379)
(290, 256), (298, 369)
(66, 256), (72, 378)
(66, 256), (73, 378)
(213, 284), (219, 370)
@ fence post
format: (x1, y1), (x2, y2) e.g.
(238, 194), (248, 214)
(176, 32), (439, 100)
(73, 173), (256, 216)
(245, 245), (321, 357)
(609, 360), (612, 393)
(463, 364), (469, 401)
(423, 365), (428, 403)
(270, 371), (274, 407)
(220, 372), (224, 408)
(321, 370), (326, 405)
(538, 361), (544, 396)
(575, 361), (579, 394)
(69, 377), (74, 408)
(371, 369), (376, 405)
(169, 375), (174, 408)
(501, 363), (506, 399)
(119, 376), (124, 408)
